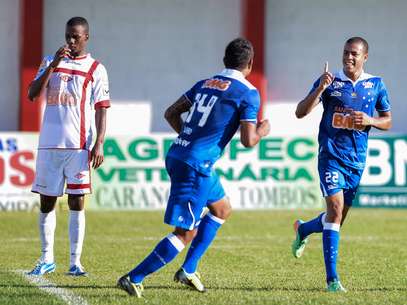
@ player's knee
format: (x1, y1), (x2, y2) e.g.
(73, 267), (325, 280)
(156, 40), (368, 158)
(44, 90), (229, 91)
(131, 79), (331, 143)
(173, 227), (197, 245)
(210, 198), (232, 220)
(68, 194), (85, 211)
(40, 205), (55, 213)
(327, 202), (343, 223)
(40, 195), (57, 213)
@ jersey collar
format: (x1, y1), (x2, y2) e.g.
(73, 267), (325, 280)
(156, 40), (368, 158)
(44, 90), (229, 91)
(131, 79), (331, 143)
(218, 68), (256, 89)
(67, 53), (90, 60)
(219, 68), (245, 81)
(337, 69), (374, 86)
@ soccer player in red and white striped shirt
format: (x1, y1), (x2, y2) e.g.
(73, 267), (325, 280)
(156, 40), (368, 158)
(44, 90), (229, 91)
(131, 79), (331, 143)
(28, 16), (110, 276)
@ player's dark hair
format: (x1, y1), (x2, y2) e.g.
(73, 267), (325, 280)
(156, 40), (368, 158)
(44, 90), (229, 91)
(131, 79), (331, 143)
(66, 16), (89, 33)
(223, 38), (254, 70)
(346, 36), (369, 53)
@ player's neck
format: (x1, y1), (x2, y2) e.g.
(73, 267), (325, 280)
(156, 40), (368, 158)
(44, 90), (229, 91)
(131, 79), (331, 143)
(71, 50), (87, 58)
(344, 69), (363, 82)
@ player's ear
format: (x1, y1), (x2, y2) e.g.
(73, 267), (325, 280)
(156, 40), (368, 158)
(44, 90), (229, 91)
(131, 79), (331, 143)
(363, 52), (368, 62)
(247, 57), (253, 70)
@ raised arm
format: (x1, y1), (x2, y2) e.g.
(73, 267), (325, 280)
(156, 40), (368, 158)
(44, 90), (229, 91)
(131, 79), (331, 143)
(164, 95), (192, 134)
(296, 62), (334, 118)
(28, 46), (70, 101)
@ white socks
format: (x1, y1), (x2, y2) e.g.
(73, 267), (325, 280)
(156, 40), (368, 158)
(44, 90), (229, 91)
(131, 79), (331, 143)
(69, 210), (86, 267)
(39, 210), (56, 263)
(38, 209), (86, 267)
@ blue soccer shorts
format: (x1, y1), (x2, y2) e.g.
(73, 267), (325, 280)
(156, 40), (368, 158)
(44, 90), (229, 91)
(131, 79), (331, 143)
(164, 156), (225, 230)
(318, 157), (364, 206)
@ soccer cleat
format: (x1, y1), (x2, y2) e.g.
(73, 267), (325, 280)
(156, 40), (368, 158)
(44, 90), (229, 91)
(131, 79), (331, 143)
(327, 280), (347, 292)
(291, 219), (308, 258)
(27, 261), (56, 276)
(67, 265), (88, 277)
(117, 275), (144, 297)
(174, 268), (206, 292)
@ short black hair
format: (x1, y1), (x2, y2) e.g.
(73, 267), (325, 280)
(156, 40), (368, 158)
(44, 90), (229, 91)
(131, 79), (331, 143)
(66, 16), (89, 33)
(346, 36), (369, 53)
(223, 38), (254, 70)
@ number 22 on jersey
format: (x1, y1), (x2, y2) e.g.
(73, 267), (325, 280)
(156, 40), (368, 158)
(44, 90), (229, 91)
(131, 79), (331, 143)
(185, 93), (218, 127)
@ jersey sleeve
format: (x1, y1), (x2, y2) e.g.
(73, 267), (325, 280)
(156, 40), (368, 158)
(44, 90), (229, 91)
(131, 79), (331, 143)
(239, 89), (260, 123)
(308, 78), (323, 101)
(375, 79), (391, 112)
(92, 64), (111, 109)
(183, 81), (203, 105)
(34, 56), (53, 81)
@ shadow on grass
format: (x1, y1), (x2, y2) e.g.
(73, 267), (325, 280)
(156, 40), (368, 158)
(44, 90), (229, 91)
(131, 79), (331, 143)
(1, 283), (406, 293)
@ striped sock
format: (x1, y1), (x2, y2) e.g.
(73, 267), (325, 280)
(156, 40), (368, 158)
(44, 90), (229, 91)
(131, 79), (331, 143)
(182, 213), (224, 274)
(129, 233), (185, 283)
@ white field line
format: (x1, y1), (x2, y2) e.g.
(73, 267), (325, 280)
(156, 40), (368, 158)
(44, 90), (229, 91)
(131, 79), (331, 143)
(16, 270), (89, 305)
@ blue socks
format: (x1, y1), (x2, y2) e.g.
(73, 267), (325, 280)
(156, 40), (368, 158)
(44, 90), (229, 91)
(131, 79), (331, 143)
(129, 233), (185, 284)
(182, 213), (224, 274)
(298, 212), (325, 240)
(128, 212), (225, 283)
(298, 212), (340, 283)
(322, 223), (340, 283)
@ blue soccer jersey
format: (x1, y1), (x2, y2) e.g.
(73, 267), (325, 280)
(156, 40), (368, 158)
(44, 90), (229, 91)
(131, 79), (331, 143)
(311, 70), (391, 170)
(166, 69), (260, 175)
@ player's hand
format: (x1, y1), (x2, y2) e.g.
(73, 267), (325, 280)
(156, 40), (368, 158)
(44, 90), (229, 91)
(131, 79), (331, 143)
(90, 142), (104, 169)
(257, 119), (270, 137)
(50, 45), (71, 68)
(352, 111), (372, 130)
(318, 61), (334, 91)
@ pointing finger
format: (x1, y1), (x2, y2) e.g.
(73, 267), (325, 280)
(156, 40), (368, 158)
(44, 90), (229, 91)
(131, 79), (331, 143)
(324, 61), (329, 73)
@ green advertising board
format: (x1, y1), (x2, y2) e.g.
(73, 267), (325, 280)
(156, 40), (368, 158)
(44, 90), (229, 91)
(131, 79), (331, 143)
(89, 134), (323, 210)
(89, 134), (407, 210)
(355, 135), (407, 208)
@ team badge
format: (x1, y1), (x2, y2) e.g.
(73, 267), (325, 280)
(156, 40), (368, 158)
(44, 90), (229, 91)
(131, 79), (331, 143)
(362, 81), (374, 89)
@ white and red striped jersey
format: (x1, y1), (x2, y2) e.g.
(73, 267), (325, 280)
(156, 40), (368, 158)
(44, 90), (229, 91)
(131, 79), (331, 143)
(34, 53), (110, 150)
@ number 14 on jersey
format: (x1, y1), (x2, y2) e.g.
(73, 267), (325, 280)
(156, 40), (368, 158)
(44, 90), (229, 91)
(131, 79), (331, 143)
(185, 94), (218, 127)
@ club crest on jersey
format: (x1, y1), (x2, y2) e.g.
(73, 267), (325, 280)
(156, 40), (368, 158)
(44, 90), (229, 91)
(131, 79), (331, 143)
(362, 81), (374, 89)
(332, 81), (345, 89)
(202, 78), (231, 91)
(59, 74), (73, 82)
(330, 90), (342, 97)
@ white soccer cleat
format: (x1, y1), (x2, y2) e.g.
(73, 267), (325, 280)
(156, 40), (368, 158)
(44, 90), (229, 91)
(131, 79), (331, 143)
(174, 268), (206, 292)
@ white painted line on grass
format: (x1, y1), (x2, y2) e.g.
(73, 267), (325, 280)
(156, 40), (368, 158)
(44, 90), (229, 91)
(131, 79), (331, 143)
(16, 270), (88, 305)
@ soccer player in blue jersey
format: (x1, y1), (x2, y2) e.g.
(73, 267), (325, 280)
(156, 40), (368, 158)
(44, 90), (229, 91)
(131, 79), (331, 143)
(117, 38), (270, 297)
(291, 37), (392, 292)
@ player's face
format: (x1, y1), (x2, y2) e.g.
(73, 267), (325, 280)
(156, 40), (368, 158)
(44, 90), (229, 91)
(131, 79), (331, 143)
(342, 42), (368, 78)
(65, 25), (89, 57)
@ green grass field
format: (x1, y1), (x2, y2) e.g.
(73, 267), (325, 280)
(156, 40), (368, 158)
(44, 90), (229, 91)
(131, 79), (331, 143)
(1, 209), (406, 305)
